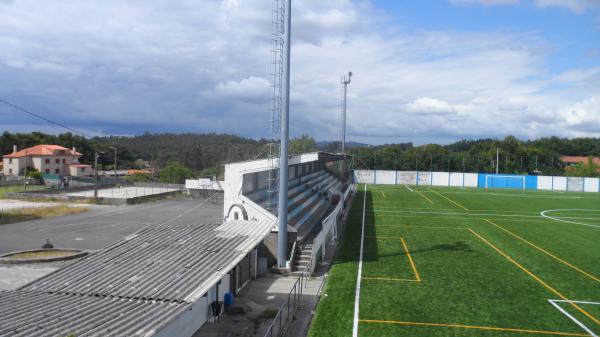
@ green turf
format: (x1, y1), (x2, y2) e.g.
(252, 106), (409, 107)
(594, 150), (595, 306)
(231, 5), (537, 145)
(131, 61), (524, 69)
(308, 184), (600, 337)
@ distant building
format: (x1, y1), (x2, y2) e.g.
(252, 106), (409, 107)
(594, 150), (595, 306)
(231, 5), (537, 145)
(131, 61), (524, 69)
(561, 156), (600, 171)
(2, 144), (93, 177)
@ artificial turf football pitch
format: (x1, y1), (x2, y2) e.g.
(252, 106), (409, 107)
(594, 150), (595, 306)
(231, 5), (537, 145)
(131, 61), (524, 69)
(308, 184), (600, 337)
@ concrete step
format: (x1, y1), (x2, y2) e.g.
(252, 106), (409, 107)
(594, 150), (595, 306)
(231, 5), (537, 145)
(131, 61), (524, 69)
(294, 260), (309, 267)
(296, 254), (311, 260)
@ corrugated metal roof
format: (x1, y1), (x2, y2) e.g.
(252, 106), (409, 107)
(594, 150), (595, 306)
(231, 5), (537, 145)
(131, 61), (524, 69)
(23, 220), (274, 303)
(0, 219), (274, 337)
(0, 290), (189, 337)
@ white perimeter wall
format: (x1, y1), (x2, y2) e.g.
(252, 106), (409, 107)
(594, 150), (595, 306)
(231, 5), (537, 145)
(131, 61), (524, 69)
(585, 177), (600, 192)
(354, 170), (477, 188)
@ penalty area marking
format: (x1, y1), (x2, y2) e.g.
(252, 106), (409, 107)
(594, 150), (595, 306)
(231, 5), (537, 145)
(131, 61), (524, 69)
(548, 299), (600, 337)
(352, 184), (367, 337)
(404, 184), (414, 192)
(541, 209), (600, 229)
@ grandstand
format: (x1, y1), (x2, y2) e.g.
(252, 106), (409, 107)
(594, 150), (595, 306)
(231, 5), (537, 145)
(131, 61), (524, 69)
(223, 151), (353, 273)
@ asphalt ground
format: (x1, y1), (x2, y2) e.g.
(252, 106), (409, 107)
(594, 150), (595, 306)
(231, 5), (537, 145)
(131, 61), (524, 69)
(0, 197), (223, 255)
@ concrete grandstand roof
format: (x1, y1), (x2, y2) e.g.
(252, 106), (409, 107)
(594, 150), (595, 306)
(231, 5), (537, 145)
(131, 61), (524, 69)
(0, 219), (274, 337)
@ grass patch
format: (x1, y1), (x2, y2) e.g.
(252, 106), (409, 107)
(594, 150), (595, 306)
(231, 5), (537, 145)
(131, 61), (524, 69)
(309, 184), (600, 337)
(0, 185), (46, 199)
(0, 205), (88, 225)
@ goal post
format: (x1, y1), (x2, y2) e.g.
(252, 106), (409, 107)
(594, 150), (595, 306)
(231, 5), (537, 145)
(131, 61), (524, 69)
(485, 175), (526, 190)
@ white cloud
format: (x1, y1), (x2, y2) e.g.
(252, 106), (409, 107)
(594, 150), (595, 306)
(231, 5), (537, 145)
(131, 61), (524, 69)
(449, 0), (520, 5)
(534, 0), (600, 13)
(0, 0), (598, 144)
(406, 97), (458, 114)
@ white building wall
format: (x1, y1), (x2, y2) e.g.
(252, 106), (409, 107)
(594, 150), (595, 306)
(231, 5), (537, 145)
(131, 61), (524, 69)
(223, 153), (321, 221)
(153, 274), (230, 337)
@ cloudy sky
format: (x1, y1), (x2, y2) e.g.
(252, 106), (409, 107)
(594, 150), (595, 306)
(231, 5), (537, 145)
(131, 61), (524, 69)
(0, 0), (599, 144)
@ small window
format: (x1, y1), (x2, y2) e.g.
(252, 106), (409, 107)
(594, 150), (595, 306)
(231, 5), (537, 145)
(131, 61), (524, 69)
(62, 159), (66, 164)
(55, 169), (60, 174)
(55, 158), (60, 164)
(45, 159), (50, 164)
(234, 212), (239, 220)
(8, 159), (12, 164)
(45, 169), (50, 174)
(81, 168), (85, 172)
(9, 169), (12, 174)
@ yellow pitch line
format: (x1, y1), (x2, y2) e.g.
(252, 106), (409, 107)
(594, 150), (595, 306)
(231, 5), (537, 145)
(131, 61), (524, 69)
(359, 320), (589, 336)
(401, 237), (421, 282)
(362, 277), (420, 282)
(430, 189), (469, 210)
(370, 225), (465, 229)
(467, 228), (600, 326)
(484, 219), (600, 285)
(415, 189), (434, 204)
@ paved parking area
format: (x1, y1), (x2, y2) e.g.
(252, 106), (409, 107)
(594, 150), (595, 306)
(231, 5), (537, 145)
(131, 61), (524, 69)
(66, 186), (181, 199)
(0, 198), (223, 254)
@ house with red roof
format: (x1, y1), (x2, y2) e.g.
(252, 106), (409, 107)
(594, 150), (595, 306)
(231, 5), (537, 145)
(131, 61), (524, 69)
(2, 145), (93, 177)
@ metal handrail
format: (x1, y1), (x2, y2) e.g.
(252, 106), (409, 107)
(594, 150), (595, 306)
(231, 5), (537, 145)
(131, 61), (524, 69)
(261, 262), (309, 337)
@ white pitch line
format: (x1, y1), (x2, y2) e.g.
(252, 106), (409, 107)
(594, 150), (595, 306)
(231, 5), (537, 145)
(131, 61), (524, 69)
(370, 209), (541, 218)
(404, 185), (414, 192)
(541, 209), (600, 229)
(548, 300), (598, 337)
(353, 184), (367, 337)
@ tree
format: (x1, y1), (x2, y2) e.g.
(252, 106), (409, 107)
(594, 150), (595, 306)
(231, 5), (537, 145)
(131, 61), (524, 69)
(289, 134), (316, 155)
(565, 157), (600, 177)
(157, 162), (196, 183)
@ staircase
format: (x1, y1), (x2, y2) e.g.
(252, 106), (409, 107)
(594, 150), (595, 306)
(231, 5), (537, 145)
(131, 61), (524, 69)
(291, 243), (313, 277)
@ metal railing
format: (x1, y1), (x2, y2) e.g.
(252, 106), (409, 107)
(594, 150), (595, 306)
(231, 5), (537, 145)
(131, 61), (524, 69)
(261, 264), (309, 337)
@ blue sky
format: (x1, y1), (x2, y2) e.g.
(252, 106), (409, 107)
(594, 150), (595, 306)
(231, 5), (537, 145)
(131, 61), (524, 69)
(0, 0), (599, 144)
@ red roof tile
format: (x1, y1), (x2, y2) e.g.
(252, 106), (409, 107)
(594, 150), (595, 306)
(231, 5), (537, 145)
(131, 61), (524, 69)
(3, 145), (83, 158)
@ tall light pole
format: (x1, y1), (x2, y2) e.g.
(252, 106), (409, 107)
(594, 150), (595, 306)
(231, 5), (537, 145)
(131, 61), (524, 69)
(276, 0), (292, 270)
(340, 72), (352, 154)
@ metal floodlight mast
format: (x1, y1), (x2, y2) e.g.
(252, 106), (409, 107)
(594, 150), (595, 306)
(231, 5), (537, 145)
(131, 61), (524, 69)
(340, 72), (352, 154)
(277, 0), (292, 269)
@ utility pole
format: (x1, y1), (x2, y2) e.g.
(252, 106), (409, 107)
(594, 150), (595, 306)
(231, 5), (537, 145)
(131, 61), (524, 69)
(430, 154), (433, 172)
(23, 150), (28, 191)
(394, 152), (397, 171)
(496, 148), (500, 175)
(340, 72), (352, 154)
(462, 155), (465, 173)
(113, 146), (117, 180)
(94, 152), (99, 199)
(276, 0), (292, 270)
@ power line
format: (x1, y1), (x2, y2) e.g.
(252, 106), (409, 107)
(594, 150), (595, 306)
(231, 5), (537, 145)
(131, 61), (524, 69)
(0, 97), (89, 138)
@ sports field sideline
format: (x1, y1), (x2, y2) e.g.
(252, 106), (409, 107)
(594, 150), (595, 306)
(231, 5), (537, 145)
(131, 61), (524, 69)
(309, 184), (600, 337)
